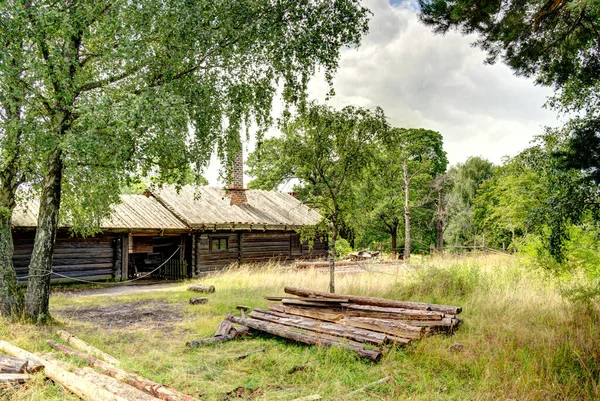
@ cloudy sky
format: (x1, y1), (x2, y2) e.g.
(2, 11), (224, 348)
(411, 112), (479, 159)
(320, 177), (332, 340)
(206, 0), (559, 185)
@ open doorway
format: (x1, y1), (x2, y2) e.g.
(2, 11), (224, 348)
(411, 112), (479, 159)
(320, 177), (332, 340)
(127, 235), (188, 280)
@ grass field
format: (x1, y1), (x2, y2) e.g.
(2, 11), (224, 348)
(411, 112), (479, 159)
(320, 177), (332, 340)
(1, 255), (599, 400)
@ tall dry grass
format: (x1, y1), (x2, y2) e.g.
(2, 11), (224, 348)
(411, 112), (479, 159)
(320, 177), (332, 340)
(1, 254), (598, 400)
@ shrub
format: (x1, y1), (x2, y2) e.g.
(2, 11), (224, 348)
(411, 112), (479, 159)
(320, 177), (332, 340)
(335, 237), (353, 259)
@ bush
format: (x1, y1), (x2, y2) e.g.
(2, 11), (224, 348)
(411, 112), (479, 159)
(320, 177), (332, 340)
(335, 237), (353, 259)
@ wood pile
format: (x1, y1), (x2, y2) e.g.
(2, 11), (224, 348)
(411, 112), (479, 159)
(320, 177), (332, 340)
(218, 286), (463, 361)
(0, 331), (201, 401)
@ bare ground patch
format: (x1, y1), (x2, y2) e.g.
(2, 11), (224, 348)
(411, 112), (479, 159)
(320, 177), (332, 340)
(52, 299), (185, 330)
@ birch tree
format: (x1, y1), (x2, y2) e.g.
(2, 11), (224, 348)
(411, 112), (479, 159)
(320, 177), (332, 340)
(0, 0), (371, 321)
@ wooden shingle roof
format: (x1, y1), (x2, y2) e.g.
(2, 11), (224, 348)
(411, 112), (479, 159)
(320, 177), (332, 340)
(11, 186), (322, 231)
(150, 185), (322, 230)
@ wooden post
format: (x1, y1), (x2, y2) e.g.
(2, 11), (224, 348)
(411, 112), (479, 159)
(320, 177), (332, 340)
(121, 234), (129, 281)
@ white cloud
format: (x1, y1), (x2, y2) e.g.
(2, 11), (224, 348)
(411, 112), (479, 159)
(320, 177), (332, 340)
(205, 0), (558, 185)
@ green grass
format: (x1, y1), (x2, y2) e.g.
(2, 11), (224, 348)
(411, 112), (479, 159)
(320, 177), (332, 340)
(1, 255), (599, 400)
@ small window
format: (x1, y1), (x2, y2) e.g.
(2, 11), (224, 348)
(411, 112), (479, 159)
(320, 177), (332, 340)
(291, 234), (301, 254)
(210, 237), (229, 251)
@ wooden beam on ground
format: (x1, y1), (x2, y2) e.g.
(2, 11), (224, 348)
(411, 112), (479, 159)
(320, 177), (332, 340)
(0, 355), (27, 373)
(189, 297), (208, 305)
(0, 340), (129, 401)
(250, 309), (391, 346)
(268, 304), (344, 322)
(187, 284), (215, 293)
(39, 353), (162, 401)
(57, 330), (120, 366)
(186, 325), (250, 348)
(46, 340), (200, 401)
(214, 320), (233, 337)
(337, 317), (423, 340)
(284, 287), (462, 315)
(343, 304), (444, 320)
(226, 315), (381, 361)
(281, 299), (344, 308)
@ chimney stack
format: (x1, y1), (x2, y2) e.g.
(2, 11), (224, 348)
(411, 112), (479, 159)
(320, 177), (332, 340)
(229, 151), (248, 206)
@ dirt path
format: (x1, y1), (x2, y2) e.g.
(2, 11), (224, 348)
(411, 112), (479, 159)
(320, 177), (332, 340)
(53, 282), (185, 298)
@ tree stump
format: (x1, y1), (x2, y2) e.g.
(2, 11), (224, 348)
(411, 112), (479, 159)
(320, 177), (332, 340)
(187, 285), (215, 293)
(189, 297), (208, 305)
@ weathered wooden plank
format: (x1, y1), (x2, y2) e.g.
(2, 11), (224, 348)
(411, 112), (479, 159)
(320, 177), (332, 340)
(268, 304), (344, 322)
(282, 299), (344, 308)
(0, 341), (128, 401)
(57, 330), (120, 366)
(266, 296), (349, 303)
(251, 309), (389, 346)
(343, 304), (444, 320)
(0, 356), (27, 373)
(46, 340), (200, 401)
(226, 315), (381, 361)
(338, 317), (423, 340)
(284, 287), (462, 315)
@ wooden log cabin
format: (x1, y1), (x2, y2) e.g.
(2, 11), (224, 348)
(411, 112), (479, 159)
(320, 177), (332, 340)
(11, 186), (326, 283)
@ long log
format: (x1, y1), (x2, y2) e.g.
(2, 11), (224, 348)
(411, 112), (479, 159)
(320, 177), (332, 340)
(251, 309), (389, 346)
(39, 353), (162, 401)
(268, 304), (344, 322)
(281, 299), (344, 308)
(0, 355), (27, 373)
(266, 296), (349, 303)
(343, 304), (443, 320)
(226, 315), (381, 361)
(57, 330), (120, 366)
(46, 340), (200, 401)
(338, 317), (423, 339)
(0, 341), (129, 401)
(284, 287), (462, 315)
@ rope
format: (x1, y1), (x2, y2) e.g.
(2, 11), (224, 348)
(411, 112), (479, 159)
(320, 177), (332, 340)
(19, 245), (182, 285)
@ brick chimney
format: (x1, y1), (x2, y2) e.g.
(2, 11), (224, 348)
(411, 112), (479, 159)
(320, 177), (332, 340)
(229, 151), (248, 206)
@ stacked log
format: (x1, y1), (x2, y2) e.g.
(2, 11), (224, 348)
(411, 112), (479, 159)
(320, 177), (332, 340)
(213, 287), (463, 360)
(0, 332), (200, 401)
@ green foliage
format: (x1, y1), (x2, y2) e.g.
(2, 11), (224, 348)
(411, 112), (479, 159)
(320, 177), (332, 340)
(445, 157), (495, 247)
(418, 0), (600, 206)
(0, 0), (371, 233)
(335, 237), (353, 258)
(248, 102), (389, 227)
(353, 128), (447, 258)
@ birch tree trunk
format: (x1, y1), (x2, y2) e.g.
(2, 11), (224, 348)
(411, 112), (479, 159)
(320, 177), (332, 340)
(24, 148), (63, 322)
(0, 203), (20, 317)
(0, 122), (24, 317)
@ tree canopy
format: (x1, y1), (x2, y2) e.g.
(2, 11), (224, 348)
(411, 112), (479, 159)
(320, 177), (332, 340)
(248, 102), (389, 291)
(0, 0), (372, 320)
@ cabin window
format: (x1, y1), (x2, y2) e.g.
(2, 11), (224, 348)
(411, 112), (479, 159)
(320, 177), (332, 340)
(210, 237), (229, 251)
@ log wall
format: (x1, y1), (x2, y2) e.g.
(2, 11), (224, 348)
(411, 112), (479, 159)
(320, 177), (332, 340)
(12, 231), (118, 283)
(194, 231), (327, 276)
(195, 233), (240, 275)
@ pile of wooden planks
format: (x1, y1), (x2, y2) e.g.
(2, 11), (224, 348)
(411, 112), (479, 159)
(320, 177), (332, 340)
(224, 286), (462, 361)
(0, 331), (201, 401)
